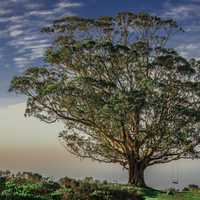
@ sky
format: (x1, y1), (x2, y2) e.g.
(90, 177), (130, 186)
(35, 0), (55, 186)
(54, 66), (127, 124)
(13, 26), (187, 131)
(1, 0), (200, 101)
(0, 0), (200, 189)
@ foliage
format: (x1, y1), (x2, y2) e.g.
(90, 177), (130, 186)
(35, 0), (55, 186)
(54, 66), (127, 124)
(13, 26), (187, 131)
(0, 171), (200, 199)
(0, 172), (142, 200)
(10, 11), (200, 186)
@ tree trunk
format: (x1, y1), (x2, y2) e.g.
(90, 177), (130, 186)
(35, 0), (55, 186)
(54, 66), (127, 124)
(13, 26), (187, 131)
(128, 160), (147, 187)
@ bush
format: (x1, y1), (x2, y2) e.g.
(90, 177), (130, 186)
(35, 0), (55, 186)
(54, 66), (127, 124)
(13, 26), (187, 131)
(0, 171), (156, 200)
(0, 178), (6, 192)
(188, 184), (199, 189)
(182, 187), (190, 192)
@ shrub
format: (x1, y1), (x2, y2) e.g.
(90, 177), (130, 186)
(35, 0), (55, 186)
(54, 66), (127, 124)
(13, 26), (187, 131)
(188, 184), (199, 189)
(0, 171), (157, 200)
(182, 187), (190, 192)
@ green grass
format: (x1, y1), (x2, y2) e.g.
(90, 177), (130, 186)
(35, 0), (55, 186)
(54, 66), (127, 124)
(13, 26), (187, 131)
(142, 189), (200, 200)
(155, 192), (200, 200)
(128, 186), (200, 200)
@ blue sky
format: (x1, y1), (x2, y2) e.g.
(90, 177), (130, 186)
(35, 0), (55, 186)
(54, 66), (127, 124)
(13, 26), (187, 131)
(0, 0), (200, 102)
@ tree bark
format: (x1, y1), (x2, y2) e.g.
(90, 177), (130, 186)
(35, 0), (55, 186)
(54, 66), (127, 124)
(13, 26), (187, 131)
(128, 160), (147, 187)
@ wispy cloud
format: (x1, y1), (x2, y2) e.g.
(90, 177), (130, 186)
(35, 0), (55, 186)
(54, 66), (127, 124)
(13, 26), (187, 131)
(27, 10), (56, 16)
(159, 1), (200, 59)
(55, 2), (82, 10)
(0, 0), (82, 69)
(176, 43), (200, 59)
(162, 1), (200, 20)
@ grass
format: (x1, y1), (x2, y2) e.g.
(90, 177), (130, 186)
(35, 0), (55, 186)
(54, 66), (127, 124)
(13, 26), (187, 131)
(125, 186), (200, 200)
(148, 192), (200, 200)
(141, 188), (200, 200)
(155, 191), (200, 200)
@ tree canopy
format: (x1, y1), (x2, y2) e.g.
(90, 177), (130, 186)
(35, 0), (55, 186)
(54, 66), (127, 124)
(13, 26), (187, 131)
(10, 12), (200, 187)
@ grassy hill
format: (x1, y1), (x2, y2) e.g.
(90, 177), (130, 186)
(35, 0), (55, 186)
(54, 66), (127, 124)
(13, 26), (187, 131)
(145, 191), (200, 200)
(129, 187), (200, 200)
(0, 171), (199, 199)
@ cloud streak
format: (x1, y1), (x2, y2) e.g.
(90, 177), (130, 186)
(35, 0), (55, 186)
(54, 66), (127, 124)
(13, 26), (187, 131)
(159, 1), (200, 59)
(0, 0), (82, 69)
(163, 5), (200, 19)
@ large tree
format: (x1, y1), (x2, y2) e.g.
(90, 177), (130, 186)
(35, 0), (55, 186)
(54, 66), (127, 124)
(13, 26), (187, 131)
(10, 12), (200, 187)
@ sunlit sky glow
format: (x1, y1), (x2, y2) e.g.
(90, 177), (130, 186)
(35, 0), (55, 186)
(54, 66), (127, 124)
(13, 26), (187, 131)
(0, 0), (200, 189)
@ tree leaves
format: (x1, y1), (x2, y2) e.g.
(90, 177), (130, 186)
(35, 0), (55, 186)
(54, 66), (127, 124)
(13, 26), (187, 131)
(10, 12), (200, 175)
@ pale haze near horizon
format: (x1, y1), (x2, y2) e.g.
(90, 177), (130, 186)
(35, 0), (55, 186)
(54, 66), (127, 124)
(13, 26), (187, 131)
(1, 102), (200, 190)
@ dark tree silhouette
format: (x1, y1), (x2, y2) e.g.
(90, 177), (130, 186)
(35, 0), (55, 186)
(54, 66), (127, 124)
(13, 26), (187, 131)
(10, 12), (200, 187)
